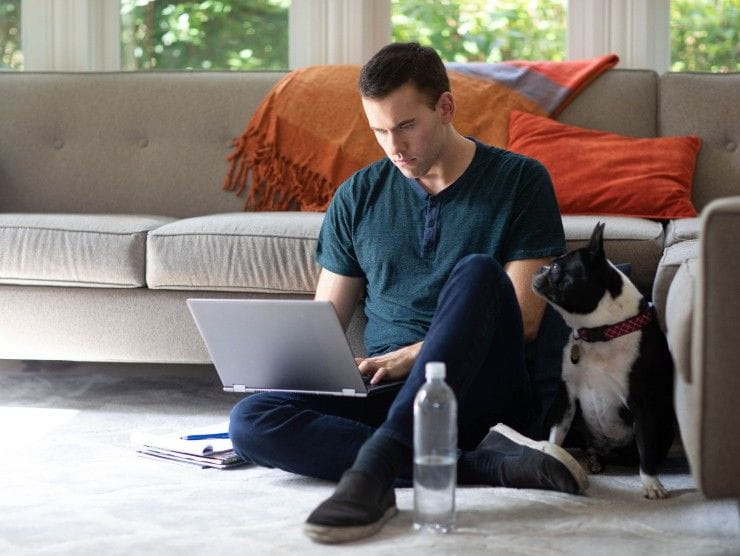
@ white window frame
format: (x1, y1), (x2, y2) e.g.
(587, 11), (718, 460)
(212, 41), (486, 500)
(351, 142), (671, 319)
(568, 0), (670, 73)
(19, 0), (671, 72)
(289, 0), (390, 68)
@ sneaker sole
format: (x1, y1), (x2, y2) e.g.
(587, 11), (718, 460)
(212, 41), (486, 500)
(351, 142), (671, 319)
(492, 423), (589, 494)
(303, 505), (399, 544)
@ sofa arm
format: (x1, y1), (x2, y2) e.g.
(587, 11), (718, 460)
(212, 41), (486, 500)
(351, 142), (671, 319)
(675, 196), (740, 498)
(665, 258), (696, 384)
(695, 195), (740, 393)
(654, 239), (698, 332)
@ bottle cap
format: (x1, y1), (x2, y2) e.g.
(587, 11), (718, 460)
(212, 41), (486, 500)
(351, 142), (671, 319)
(425, 361), (446, 380)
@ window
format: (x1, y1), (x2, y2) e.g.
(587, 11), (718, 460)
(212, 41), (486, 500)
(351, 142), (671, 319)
(391, 0), (567, 62)
(0, 0), (21, 70)
(120, 0), (290, 71)
(671, 0), (739, 72)
(6, 1), (738, 72)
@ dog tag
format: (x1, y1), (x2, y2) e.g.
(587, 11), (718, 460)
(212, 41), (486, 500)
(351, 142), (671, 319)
(570, 343), (581, 364)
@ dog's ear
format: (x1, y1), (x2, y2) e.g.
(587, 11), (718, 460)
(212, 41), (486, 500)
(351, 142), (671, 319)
(588, 222), (606, 260)
(605, 265), (624, 299)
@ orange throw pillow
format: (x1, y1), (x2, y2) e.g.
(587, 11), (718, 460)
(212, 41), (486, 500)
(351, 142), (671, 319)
(507, 110), (700, 219)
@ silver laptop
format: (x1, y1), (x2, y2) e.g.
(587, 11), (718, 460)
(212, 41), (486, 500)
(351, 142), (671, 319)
(187, 299), (404, 397)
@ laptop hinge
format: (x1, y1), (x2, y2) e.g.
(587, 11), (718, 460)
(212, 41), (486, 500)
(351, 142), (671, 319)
(342, 388), (356, 396)
(233, 384), (248, 393)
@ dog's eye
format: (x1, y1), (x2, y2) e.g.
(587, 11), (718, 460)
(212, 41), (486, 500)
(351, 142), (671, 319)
(550, 264), (562, 281)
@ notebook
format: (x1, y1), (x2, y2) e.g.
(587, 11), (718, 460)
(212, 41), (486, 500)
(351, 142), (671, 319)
(131, 422), (247, 469)
(187, 299), (404, 397)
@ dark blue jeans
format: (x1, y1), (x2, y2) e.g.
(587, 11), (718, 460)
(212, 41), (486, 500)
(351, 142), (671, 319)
(229, 254), (536, 483)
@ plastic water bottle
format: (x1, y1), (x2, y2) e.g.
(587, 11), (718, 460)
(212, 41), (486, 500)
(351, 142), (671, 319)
(413, 361), (457, 533)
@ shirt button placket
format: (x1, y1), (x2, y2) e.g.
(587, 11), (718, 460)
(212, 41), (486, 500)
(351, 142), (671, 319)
(423, 197), (439, 252)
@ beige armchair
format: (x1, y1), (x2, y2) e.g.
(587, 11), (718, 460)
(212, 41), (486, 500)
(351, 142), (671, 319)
(665, 196), (740, 499)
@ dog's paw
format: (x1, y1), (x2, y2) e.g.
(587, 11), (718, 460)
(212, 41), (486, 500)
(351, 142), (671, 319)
(640, 471), (668, 499)
(642, 482), (668, 499)
(586, 448), (604, 474)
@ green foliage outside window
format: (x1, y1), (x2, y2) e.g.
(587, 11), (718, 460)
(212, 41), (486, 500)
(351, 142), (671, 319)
(120, 0), (289, 70)
(0, 0), (21, 70)
(0, 0), (737, 72)
(671, 0), (739, 72)
(391, 0), (567, 62)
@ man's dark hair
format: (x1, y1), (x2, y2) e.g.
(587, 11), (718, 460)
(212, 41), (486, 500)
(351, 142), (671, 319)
(359, 42), (450, 109)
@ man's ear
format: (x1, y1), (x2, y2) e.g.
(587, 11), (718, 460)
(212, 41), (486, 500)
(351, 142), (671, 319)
(437, 91), (455, 123)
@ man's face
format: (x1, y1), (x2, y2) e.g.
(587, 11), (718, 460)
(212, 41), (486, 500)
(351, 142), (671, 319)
(361, 83), (449, 180)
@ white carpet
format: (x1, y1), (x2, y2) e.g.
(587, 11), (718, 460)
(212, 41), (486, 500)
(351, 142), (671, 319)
(1, 360), (738, 556)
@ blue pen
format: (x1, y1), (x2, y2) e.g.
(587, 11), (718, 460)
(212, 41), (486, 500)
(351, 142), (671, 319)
(181, 432), (229, 441)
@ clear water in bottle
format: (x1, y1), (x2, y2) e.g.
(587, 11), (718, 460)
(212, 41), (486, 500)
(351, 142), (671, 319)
(413, 361), (457, 533)
(413, 454), (456, 532)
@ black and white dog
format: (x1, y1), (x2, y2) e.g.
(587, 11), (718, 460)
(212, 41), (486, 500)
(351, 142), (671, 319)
(532, 223), (675, 499)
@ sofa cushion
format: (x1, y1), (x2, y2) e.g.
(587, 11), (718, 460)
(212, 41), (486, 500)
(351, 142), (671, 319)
(664, 217), (700, 248)
(0, 214), (174, 287)
(562, 215), (664, 295)
(557, 69), (658, 138)
(652, 239), (698, 330)
(0, 72), (283, 218)
(146, 213), (662, 295)
(147, 212), (324, 293)
(659, 72), (740, 212)
(507, 110), (700, 219)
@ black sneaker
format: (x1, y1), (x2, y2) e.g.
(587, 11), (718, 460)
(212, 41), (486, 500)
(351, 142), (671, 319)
(304, 470), (398, 544)
(486, 423), (589, 494)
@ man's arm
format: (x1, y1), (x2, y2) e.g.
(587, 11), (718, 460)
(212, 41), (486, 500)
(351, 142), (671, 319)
(316, 267), (421, 384)
(504, 257), (552, 343)
(314, 267), (365, 331)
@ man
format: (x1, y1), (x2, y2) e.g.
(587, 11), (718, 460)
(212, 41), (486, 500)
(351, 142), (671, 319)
(229, 42), (586, 544)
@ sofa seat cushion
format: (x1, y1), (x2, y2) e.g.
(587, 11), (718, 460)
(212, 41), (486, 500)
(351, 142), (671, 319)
(0, 213), (174, 287)
(653, 239), (699, 330)
(562, 215), (664, 295)
(664, 217), (700, 248)
(147, 212), (324, 293)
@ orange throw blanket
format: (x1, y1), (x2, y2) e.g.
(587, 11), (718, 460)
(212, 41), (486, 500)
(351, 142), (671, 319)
(224, 55), (618, 211)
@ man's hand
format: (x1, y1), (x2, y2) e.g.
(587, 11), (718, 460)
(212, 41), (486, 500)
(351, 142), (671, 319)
(356, 342), (423, 385)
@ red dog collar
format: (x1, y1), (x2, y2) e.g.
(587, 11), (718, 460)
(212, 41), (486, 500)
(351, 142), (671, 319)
(575, 303), (656, 343)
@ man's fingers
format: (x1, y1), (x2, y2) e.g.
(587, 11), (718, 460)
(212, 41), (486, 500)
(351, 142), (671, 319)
(358, 356), (386, 370)
(370, 367), (387, 385)
(357, 359), (375, 374)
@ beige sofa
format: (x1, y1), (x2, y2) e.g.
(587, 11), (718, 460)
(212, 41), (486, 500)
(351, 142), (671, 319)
(0, 69), (738, 499)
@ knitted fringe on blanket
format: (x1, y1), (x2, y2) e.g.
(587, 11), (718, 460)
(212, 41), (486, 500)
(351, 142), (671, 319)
(224, 130), (332, 212)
